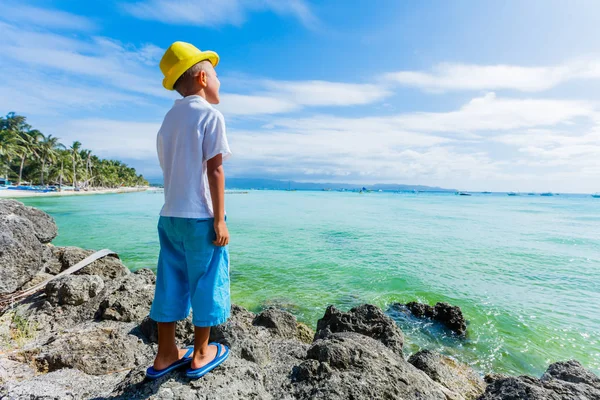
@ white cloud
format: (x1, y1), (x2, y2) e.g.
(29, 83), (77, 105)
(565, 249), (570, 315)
(122, 0), (317, 28)
(0, 22), (170, 99)
(0, 4), (95, 30)
(270, 93), (593, 134)
(385, 59), (600, 93)
(217, 81), (392, 116)
(218, 94), (299, 116)
(54, 119), (161, 160)
(262, 80), (392, 107)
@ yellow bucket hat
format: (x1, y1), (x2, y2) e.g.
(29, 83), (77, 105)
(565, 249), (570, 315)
(159, 41), (219, 91)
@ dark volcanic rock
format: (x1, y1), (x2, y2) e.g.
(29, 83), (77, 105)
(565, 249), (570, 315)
(409, 349), (486, 399)
(45, 274), (104, 306)
(97, 268), (155, 322)
(0, 199), (57, 243)
(395, 301), (468, 336)
(291, 332), (451, 400)
(434, 302), (468, 336)
(315, 304), (404, 354)
(479, 360), (600, 399)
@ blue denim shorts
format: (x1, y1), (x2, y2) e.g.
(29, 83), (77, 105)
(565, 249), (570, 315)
(149, 216), (230, 327)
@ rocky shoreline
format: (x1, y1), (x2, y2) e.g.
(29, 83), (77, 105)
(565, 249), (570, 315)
(1, 199), (599, 399)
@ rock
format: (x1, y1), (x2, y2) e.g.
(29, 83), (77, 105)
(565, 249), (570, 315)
(315, 304), (404, 354)
(253, 307), (300, 339)
(542, 360), (600, 389)
(0, 366), (128, 400)
(33, 321), (154, 376)
(114, 304), (311, 399)
(0, 199), (57, 244)
(409, 349), (486, 400)
(53, 246), (130, 280)
(291, 331), (452, 399)
(394, 301), (468, 336)
(405, 301), (436, 318)
(97, 268), (155, 322)
(479, 360), (600, 399)
(433, 302), (467, 336)
(45, 274), (104, 306)
(0, 213), (48, 295)
(45, 246), (66, 275)
(296, 322), (314, 344)
(0, 358), (36, 385)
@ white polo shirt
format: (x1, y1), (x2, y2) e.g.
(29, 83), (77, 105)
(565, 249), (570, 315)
(157, 95), (231, 219)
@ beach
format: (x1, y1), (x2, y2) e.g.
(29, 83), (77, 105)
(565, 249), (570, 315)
(0, 186), (149, 198)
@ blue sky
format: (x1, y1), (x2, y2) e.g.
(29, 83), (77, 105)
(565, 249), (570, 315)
(1, 0), (600, 192)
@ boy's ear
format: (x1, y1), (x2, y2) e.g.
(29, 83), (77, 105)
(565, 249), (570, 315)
(197, 70), (208, 88)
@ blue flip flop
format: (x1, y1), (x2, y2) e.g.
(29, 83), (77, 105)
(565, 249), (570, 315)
(185, 342), (230, 379)
(145, 346), (194, 380)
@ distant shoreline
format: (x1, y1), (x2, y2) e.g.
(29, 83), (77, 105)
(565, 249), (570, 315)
(0, 186), (149, 198)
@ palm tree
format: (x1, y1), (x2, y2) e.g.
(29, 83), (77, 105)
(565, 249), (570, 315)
(70, 141), (81, 189)
(38, 134), (62, 186)
(16, 129), (42, 186)
(0, 128), (17, 181)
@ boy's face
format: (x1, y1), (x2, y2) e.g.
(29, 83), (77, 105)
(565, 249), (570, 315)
(198, 63), (220, 104)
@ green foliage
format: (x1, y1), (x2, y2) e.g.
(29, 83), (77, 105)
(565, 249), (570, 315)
(0, 112), (148, 188)
(10, 312), (37, 348)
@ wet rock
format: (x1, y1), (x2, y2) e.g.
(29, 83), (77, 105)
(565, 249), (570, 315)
(433, 302), (468, 336)
(393, 301), (468, 336)
(409, 349), (485, 399)
(33, 321), (153, 376)
(315, 304), (404, 354)
(0, 213), (47, 295)
(291, 331), (451, 400)
(0, 366), (127, 400)
(0, 199), (57, 244)
(53, 246), (130, 280)
(97, 268), (155, 322)
(45, 274), (104, 306)
(479, 360), (600, 399)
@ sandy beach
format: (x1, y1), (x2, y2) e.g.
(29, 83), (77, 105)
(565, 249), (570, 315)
(0, 186), (149, 198)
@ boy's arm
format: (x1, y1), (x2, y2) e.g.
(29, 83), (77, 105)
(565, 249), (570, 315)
(207, 154), (229, 246)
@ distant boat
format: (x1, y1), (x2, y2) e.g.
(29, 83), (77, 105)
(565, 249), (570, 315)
(593, 193), (600, 198)
(481, 191), (492, 194)
(455, 191), (471, 196)
(540, 192), (553, 197)
(528, 193), (536, 196)
(507, 192), (518, 196)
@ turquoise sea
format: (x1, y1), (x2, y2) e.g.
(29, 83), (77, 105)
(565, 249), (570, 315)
(19, 190), (600, 377)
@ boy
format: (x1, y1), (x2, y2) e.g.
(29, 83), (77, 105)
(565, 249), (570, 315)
(146, 41), (231, 380)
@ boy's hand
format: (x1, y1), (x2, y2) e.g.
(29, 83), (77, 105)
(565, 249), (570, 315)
(213, 220), (229, 246)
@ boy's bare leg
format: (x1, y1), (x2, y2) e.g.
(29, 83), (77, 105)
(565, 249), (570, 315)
(154, 322), (190, 370)
(192, 326), (221, 369)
